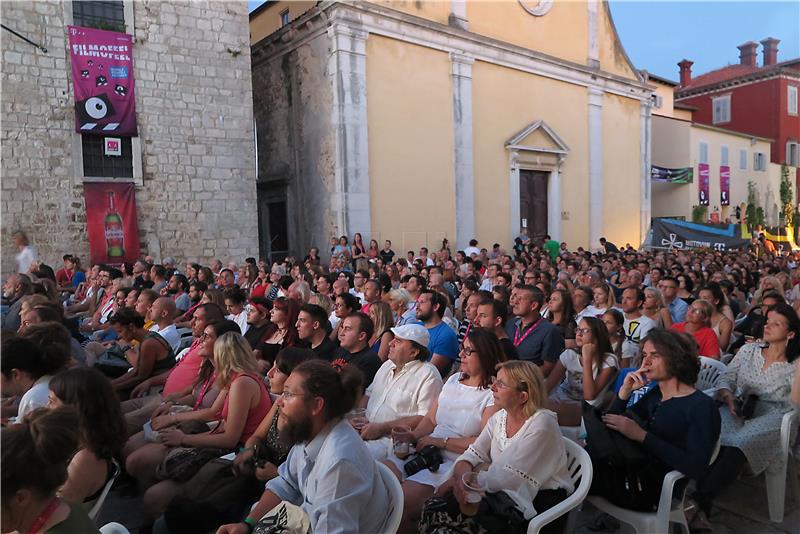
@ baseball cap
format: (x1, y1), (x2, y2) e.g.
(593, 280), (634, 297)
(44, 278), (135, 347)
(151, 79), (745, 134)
(390, 323), (429, 347)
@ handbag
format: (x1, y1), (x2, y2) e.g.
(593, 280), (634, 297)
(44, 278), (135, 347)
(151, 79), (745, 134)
(253, 501), (311, 534)
(156, 446), (231, 482)
(734, 392), (759, 420)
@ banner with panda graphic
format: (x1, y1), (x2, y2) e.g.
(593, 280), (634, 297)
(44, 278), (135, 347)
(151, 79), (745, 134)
(68, 26), (137, 137)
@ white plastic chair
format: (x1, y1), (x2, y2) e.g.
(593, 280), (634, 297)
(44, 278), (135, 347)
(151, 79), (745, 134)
(696, 356), (727, 397)
(99, 522), (130, 534)
(765, 409), (799, 522)
(588, 470), (689, 534)
(528, 438), (593, 534)
(86, 459), (121, 520)
(377, 460), (404, 534)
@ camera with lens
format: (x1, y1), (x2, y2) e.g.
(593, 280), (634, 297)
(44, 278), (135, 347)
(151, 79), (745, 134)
(248, 439), (277, 469)
(403, 444), (444, 477)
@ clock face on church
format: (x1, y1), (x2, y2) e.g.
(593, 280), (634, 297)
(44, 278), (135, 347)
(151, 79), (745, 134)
(518, 0), (554, 17)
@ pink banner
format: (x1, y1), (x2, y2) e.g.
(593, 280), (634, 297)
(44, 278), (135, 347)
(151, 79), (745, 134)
(698, 163), (710, 206)
(68, 26), (137, 136)
(720, 165), (730, 206)
(84, 182), (141, 265)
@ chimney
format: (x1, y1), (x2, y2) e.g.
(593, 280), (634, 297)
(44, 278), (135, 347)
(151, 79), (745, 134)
(761, 37), (780, 66)
(737, 41), (758, 66)
(678, 59), (693, 87)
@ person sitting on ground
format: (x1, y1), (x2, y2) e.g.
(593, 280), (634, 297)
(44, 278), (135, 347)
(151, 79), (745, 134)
(670, 299), (720, 359)
(1, 335), (68, 423)
(216, 360), (394, 534)
(295, 304), (337, 361)
(368, 300), (395, 361)
(48, 367), (127, 504)
(420, 361), (574, 534)
(356, 324), (443, 459)
(332, 312), (382, 389)
(385, 328), (505, 534)
(1, 407), (99, 533)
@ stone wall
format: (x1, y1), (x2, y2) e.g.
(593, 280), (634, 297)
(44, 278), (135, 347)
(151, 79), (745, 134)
(1, 0), (258, 275)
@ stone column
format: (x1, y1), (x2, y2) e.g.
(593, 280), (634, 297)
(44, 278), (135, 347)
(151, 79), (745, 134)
(588, 87), (604, 249)
(449, 1), (469, 30)
(640, 99), (653, 243)
(450, 52), (475, 250)
(548, 160), (563, 241)
(328, 23), (370, 237)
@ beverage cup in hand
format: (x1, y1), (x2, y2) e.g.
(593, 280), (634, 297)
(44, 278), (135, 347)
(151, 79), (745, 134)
(460, 472), (484, 516)
(391, 426), (412, 459)
(347, 408), (368, 431)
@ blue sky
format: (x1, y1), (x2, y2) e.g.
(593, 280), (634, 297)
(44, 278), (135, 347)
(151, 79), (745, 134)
(248, 1), (800, 80)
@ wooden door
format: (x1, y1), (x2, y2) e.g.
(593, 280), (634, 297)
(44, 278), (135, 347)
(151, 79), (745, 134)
(520, 170), (548, 241)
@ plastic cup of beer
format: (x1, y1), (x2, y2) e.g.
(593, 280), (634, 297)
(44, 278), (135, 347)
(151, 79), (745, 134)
(460, 472), (484, 516)
(391, 426), (412, 459)
(347, 408), (368, 431)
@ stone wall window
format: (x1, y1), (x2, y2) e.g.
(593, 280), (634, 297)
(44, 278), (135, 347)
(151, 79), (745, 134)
(81, 135), (133, 178)
(72, 0), (126, 32)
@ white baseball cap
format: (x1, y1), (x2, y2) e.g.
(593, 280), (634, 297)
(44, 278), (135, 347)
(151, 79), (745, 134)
(390, 323), (429, 347)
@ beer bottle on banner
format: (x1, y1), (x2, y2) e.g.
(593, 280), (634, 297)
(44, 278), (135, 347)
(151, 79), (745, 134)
(104, 192), (125, 259)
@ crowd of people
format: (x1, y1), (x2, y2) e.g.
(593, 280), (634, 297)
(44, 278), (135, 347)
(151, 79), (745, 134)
(2, 230), (800, 534)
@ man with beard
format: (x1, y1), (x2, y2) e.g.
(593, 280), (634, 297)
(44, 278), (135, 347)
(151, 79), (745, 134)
(331, 312), (382, 389)
(175, 281), (207, 327)
(243, 298), (272, 351)
(296, 304), (337, 361)
(217, 360), (393, 534)
(360, 279), (382, 314)
(1, 273), (32, 331)
(416, 290), (459, 377)
(167, 273), (191, 313)
(475, 299), (519, 360)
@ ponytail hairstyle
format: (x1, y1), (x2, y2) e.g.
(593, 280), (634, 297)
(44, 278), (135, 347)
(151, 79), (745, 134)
(1, 407), (80, 502)
(292, 360), (362, 421)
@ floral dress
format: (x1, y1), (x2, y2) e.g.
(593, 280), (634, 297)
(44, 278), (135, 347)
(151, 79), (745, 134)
(718, 342), (796, 474)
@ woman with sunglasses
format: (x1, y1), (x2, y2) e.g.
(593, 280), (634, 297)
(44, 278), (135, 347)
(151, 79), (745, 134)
(420, 361), (573, 534)
(385, 328), (506, 534)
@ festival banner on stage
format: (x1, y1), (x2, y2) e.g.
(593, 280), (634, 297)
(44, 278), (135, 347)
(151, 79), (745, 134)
(650, 165), (694, 183)
(84, 182), (140, 265)
(68, 26), (137, 136)
(720, 165), (730, 206)
(698, 163), (710, 206)
(644, 218), (750, 251)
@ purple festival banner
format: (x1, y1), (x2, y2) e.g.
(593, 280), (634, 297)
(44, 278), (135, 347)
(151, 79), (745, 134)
(68, 26), (137, 137)
(720, 165), (731, 206)
(698, 163), (710, 206)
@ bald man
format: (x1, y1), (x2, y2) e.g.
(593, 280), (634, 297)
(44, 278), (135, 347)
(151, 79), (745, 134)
(148, 297), (181, 352)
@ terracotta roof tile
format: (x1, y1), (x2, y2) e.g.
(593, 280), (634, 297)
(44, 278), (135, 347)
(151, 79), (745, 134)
(678, 59), (800, 93)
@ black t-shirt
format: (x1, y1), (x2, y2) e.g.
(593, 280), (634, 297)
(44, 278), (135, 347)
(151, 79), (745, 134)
(331, 346), (382, 390)
(498, 337), (519, 360)
(244, 323), (270, 350)
(311, 336), (338, 362)
(379, 249), (395, 264)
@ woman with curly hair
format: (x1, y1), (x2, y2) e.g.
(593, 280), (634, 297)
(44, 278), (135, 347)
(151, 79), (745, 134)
(48, 367), (127, 504)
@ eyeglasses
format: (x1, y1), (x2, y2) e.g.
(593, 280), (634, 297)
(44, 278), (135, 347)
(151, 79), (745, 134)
(459, 346), (478, 356)
(575, 327), (592, 335)
(490, 376), (526, 391)
(280, 390), (307, 400)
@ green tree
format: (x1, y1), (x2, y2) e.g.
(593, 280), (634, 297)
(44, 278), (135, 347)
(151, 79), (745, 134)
(780, 164), (794, 228)
(746, 181), (765, 231)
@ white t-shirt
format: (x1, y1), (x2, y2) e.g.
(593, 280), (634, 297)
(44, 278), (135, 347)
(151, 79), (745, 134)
(553, 349), (617, 402)
(463, 246), (480, 258)
(15, 246), (37, 274)
(14, 375), (51, 422)
(149, 323), (182, 353)
(622, 313), (656, 359)
(225, 310), (249, 336)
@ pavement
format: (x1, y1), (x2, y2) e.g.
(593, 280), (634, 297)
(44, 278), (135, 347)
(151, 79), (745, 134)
(98, 469), (799, 533)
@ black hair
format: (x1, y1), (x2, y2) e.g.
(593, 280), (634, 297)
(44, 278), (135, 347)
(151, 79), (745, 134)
(191, 280), (208, 293)
(299, 304), (328, 327)
(640, 329), (700, 385)
(275, 347), (318, 376)
(766, 303), (800, 362)
(108, 307), (145, 328)
(335, 292), (361, 313)
(1, 337), (55, 379)
(421, 290), (448, 318)
(21, 322), (72, 375)
(172, 273), (190, 293)
(293, 360), (362, 420)
(347, 311), (375, 340)
(223, 287), (247, 305)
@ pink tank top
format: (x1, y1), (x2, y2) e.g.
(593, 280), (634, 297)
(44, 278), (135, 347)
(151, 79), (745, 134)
(217, 372), (271, 444)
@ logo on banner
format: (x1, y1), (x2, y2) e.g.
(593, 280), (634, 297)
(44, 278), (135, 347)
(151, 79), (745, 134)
(104, 137), (121, 156)
(661, 233), (685, 249)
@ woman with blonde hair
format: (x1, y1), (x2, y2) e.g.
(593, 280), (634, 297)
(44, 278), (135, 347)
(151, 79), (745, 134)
(309, 292), (333, 316)
(642, 286), (673, 329)
(368, 300), (395, 361)
(421, 360), (573, 534)
(592, 283), (617, 315)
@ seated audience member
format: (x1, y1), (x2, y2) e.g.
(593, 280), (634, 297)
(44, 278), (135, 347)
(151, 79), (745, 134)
(48, 367), (127, 504)
(368, 300), (395, 361)
(588, 329), (720, 512)
(2, 274), (33, 331)
(242, 298), (272, 350)
(389, 288), (418, 327)
(129, 331), (271, 521)
(474, 298), (518, 360)
(329, 292), (361, 341)
(546, 316), (618, 426)
(687, 303), (800, 529)
(1, 407), (98, 533)
(459, 291), (490, 346)
(642, 286), (673, 329)
(669, 299), (720, 358)
(201, 287), (226, 311)
(167, 274), (192, 313)
(420, 361), (574, 534)
(104, 308), (176, 395)
(386, 328), (505, 533)
(506, 285), (564, 376)
(698, 283), (733, 353)
(332, 312), (382, 388)
(416, 290), (460, 377)
(295, 304), (337, 361)
(547, 288), (577, 349)
(217, 360), (394, 534)
(257, 297), (300, 371)
(20, 304), (87, 365)
(573, 285), (600, 322)
(224, 287), (249, 335)
(602, 308), (625, 358)
(592, 283), (617, 316)
(156, 348), (318, 534)
(148, 297), (181, 353)
(175, 281), (207, 327)
(357, 324), (443, 459)
(2, 335), (68, 422)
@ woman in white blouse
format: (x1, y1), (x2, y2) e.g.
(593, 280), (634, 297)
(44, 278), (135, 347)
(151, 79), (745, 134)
(420, 360), (574, 534)
(386, 328), (505, 534)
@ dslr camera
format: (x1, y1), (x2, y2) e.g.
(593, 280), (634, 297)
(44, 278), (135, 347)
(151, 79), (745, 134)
(404, 445), (444, 477)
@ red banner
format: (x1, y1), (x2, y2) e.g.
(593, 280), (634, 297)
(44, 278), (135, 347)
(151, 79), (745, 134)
(698, 163), (710, 206)
(84, 182), (140, 265)
(720, 165), (730, 206)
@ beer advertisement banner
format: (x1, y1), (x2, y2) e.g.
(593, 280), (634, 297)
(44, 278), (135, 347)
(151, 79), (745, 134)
(650, 165), (694, 183)
(84, 182), (140, 265)
(698, 163), (710, 206)
(68, 26), (137, 136)
(720, 165), (731, 206)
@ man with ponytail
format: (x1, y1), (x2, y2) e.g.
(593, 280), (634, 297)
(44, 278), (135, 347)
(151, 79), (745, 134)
(217, 360), (393, 534)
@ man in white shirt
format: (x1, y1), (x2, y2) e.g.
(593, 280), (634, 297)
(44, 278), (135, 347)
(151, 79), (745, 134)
(358, 324), (443, 459)
(479, 263), (499, 292)
(620, 286), (655, 365)
(223, 287), (249, 335)
(217, 360), (393, 534)
(463, 239), (481, 258)
(350, 269), (368, 303)
(147, 297), (181, 352)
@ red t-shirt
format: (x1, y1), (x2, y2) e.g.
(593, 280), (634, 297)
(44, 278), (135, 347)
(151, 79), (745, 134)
(162, 340), (203, 396)
(670, 322), (720, 359)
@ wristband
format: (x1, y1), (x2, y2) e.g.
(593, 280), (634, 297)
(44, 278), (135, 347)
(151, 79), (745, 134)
(243, 517), (256, 532)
